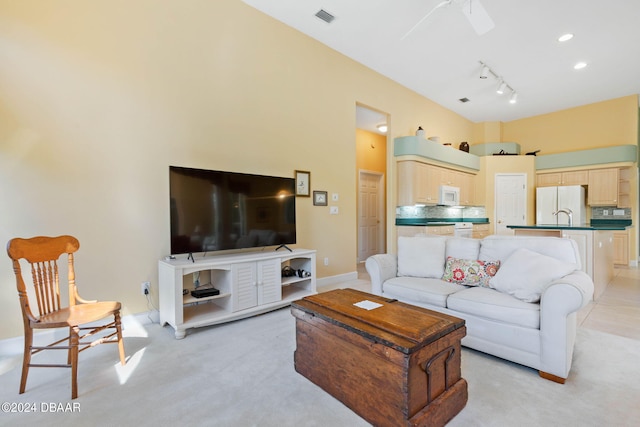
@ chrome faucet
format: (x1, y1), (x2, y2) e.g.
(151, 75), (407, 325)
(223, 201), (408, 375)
(553, 208), (573, 226)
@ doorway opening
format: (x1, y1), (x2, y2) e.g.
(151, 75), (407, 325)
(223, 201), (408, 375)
(355, 104), (388, 263)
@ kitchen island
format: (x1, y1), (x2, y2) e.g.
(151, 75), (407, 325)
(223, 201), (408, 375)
(507, 221), (630, 299)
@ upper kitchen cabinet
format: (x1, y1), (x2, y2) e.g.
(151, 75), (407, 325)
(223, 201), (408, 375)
(537, 170), (589, 187)
(617, 167), (632, 208)
(396, 160), (476, 206)
(455, 171), (476, 206)
(588, 168), (619, 206)
(397, 161), (436, 205)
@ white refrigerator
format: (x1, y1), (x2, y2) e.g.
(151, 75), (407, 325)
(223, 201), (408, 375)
(536, 185), (586, 225)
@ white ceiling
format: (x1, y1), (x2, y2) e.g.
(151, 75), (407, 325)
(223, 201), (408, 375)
(243, 0), (640, 124)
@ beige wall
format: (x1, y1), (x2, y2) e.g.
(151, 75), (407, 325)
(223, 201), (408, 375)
(356, 129), (387, 174)
(0, 0), (474, 339)
(503, 95), (638, 153)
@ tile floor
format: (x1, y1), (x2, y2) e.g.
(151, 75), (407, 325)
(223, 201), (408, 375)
(578, 265), (640, 341)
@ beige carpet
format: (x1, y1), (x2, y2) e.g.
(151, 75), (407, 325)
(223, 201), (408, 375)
(1, 305), (639, 426)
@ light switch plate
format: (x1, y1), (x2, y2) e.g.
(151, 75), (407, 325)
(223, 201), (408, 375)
(330, 206), (339, 215)
(332, 193), (339, 201)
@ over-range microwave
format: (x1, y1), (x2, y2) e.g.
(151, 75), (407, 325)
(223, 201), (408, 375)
(438, 185), (460, 206)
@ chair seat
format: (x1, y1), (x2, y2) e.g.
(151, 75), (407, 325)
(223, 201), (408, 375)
(33, 301), (122, 329)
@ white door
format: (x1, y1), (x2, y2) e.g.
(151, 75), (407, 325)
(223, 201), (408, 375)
(358, 171), (384, 262)
(495, 174), (527, 235)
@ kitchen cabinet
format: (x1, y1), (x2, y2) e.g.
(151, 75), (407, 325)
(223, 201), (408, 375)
(455, 171), (476, 205)
(588, 168), (619, 206)
(426, 225), (455, 236)
(613, 230), (629, 266)
(537, 170), (588, 187)
(617, 167), (632, 208)
(472, 223), (491, 239)
(397, 161), (436, 205)
(396, 226), (426, 237)
(397, 160), (476, 206)
(396, 225), (454, 237)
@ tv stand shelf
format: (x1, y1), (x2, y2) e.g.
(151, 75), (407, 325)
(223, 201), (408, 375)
(159, 248), (316, 339)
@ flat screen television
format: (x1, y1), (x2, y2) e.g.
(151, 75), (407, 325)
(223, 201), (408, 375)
(169, 166), (296, 255)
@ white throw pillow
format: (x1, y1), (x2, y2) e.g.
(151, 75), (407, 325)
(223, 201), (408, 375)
(489, 247), (577, 303)
(446, 237), (480, 260)
(397, 236), (446, 278)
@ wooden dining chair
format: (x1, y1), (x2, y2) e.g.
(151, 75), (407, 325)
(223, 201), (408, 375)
(6, 235), (126, 399)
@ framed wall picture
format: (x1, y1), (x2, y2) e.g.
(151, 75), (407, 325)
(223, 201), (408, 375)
(313, 191), (328, 206)
(295, 170), (310, 197)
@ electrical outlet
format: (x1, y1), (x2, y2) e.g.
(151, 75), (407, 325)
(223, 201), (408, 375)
(324, 257), (329, 266)
(141, 281), (150, 295)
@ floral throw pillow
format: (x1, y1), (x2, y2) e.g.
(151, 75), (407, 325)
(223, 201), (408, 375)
(442, 257), (500, 288)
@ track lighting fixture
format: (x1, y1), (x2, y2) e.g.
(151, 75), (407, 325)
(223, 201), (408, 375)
(478, 61), (517, 104)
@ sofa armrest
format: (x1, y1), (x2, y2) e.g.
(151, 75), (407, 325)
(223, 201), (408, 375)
(538, 270), (594, 379)
(543, 270), (594, 312)
(365, 254), (397, 295)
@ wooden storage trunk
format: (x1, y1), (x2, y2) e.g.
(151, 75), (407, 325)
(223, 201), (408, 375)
(291, 288), (467, 427)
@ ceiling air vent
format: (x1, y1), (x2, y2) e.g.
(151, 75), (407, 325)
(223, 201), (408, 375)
(315, 9), (335, 24)
(459, 97), (470, 103)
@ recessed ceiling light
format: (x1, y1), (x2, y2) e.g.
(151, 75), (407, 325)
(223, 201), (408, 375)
(558, 33), (574, 42)
(574, 62), (587, 70)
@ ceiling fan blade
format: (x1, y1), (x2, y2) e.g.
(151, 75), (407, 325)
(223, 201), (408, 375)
(401, 0), (452, 40)
(461, 0), (495, 35)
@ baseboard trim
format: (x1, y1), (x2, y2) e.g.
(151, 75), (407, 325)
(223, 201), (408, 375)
(316, 271), (358, 288)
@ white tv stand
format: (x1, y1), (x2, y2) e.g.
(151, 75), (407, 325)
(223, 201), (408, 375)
(159, 248), (316, 339)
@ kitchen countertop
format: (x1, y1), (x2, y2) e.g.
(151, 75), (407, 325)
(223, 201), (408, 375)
(507, 219), (631, 231)
(396, 218), (490, 226)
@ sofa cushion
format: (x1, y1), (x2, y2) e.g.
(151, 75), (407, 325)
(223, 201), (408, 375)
(397, 235), (446, 278)
(442, 257), (500, 287)
(445, 237), (480, 260)
(447, 287), (541, 329)
(383, 277), (466, 308)
(489, 247), (578, 303)
(479, 235), (580, 268)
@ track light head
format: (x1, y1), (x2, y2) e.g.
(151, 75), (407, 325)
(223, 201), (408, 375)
(480, 65), (490, 79)
(509, 92), (518, 104)
(496, 81), (507, 95)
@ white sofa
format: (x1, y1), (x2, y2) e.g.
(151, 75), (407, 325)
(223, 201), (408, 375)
(365, 234), (594, 383)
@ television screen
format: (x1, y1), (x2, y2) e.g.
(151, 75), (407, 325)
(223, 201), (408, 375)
(169, 166), (296, 255)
